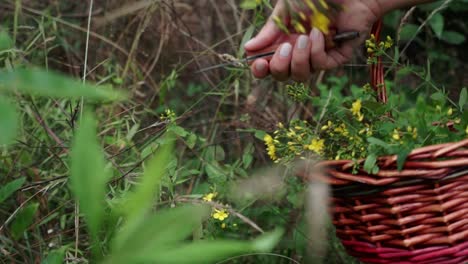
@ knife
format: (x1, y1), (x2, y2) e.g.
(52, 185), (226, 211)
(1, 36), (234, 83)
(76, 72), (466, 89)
(196, 31), (360, 73)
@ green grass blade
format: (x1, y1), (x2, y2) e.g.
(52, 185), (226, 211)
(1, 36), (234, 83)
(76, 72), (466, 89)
(11, 202), (39, 240)
(0, 95), (18, 145)
(41, 247), (67, 264)
(69, 112), (109, 242)
(0, 177), (25, 204)
(119, 133), (174, 218)
(0, 68), (126, 101)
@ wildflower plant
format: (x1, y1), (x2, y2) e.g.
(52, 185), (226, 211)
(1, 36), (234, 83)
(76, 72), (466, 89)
(264, 35), (468, 172)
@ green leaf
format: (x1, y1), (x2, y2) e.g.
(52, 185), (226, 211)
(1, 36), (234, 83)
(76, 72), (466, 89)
(251, 228), (284, 252)
(169, 125), (189, 137)
(119, 134), (174, 219)
(459, 87), (467, 110)
(0, 95), (18, 145)
(397, 149), (412, 171)
(441, 31), (466, 45)
(239, 24), (256, 57)
(0, 29), (13, 52)
(399, 24), (419, 41)
(11, 202), (39, 240)
(240, 0), (259, 9)
(205, 163), (226, 183)
(70, 112), (109, 241)
(254, 129), (267, 140)
(428, 13), (444, 38)
(186, 133), (197, 149)
(41, 247), (67, 264)
(204, 145), (225, 162)
(367, 137), (390, 150)
(110, 205), (210, 262)
(125, 228), (283, 264)
(0, 177), (25, 204)
(242, 153), (253, 169)
(363, 154), (377, 174)
(0, 69), (126, 101)
(430, 92), (445, 102)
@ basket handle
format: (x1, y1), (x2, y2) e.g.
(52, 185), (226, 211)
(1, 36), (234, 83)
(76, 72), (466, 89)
(370, 20), (387, 104)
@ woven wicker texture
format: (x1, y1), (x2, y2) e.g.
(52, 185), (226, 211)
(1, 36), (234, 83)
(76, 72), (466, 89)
(319, 20), (468, 263)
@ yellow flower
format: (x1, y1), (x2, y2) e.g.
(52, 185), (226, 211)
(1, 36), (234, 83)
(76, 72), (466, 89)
(334, 123), (349, 136)
(293, 20), (307, 34)
(447, 107), (453, 116)
(212, 209), (229, 221)
(321, 120), (333, 130)
(318, 0), (329, 9)
(304, 0), (330, 34)
(412, 128), (418, 139)
(351, 100), (362, 116)
(351, 100), (364, 121)
(392, 129), (400, 141)
(203, 192), (217, 202)
(267, 144), (277, 160)
(299, 12), (307, 21)
(307, 138), (325, 154)
(310, 12), (330, 34)
(384, 36), (393, 49)
(264, 134), (277, 160)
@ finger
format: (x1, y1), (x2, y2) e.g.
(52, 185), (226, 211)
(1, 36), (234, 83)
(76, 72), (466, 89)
(244, 1), (286, 52)
(309, 27), (353, 70)
(291, 35), (312, 82)
(250, 59), (269, 79)
(269, 42), (293, 81)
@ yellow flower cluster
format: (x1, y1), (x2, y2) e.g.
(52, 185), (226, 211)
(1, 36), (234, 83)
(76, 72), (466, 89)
(407, 126), (418, 139)
(264, 134), (277, 160)
(160, 109), (176, 122)
(351, 99), (364, 122)
(359, 123), (373, 136)
(366, 35), (393, 54)
(277, 0), (332, 35)
(333, 123), (349, 137)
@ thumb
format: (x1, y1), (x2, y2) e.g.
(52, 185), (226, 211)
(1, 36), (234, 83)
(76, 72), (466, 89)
(244, 19), (282, 51)
(244, 0), (286, 52)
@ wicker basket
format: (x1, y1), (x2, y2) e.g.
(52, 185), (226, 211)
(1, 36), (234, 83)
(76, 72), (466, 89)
(319, 21), (468, 264)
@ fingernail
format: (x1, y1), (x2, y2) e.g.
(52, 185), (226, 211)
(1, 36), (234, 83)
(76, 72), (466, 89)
(297, 35), (308, 49)
(244, 38), (255, 48)
(310, 27), (320, 41)
(280, 43), (292, 57)
(255, 61), (266, 71)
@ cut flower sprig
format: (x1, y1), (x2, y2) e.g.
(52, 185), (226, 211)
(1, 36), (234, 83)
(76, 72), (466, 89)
(273, 0), (343, 35)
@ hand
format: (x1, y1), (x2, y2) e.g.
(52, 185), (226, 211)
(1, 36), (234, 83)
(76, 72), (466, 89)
(244, 0), (382, 82)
